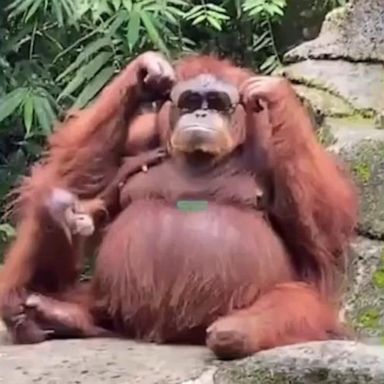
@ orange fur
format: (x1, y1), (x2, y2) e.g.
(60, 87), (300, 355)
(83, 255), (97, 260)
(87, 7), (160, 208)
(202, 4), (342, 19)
(0, 53), (358, 359)
(0, 55), (147, 341)
(207, 282), (346, 359)
(265, 83), (358, 296)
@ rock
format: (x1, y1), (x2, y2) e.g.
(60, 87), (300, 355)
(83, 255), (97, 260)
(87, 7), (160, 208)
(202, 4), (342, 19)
(284, 0), (384, 63)
(215, 341), (384, 384)
(276, 0), (384, 238)
(282, 60), (384, 114)
(375, 113), (384, 130)
(293, 84), (354, 117)
(271, 0), (384, 352)
(0, 336), (383, 384)
(344, 238), (384, 342)
(0, 321), (6, 345)
(0, 338), (216, 384)
(327, 117), (384, 152)
(334, 134), (384, 238)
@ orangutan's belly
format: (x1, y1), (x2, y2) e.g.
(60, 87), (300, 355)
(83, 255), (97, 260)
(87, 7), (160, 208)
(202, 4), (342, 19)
(95, 199), (293, 341)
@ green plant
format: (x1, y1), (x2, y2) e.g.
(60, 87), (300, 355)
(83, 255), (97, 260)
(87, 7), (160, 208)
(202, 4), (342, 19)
(0, 223), (16, 262)
(242, 0), (287, 72)
(0, 0), (289, 136)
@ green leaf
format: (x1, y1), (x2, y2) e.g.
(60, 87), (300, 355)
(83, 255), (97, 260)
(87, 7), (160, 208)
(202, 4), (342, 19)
(0, 224), (16, 239)
(6, 0), (26, 12)
(161, 9), (178, 24)
(0, 88), (25, 124)
(74, 66), (115, 109)
(260, 55), (278, 73)
(139, 0), (157, 7)
(58, 69), (87, 101)
(122, 0), (132, 12)
(206, 3), (227, 13)
(95, 0), (112, 17)
(33, 96), (55, 134)
(242, 0), (265, 14)
(56, 37), (112, 81)
(73, 0), (91, 19)
(252, 31), (271, 52)
(41, 96), (57, 124)
(210, 12), (230, 21)
(140, 4), (161, 13)
(191, 14), (206, 25)
(127, 7), (141, 49)
(25, 0), (44, 21)
(58, 51), (113, 100)
(84, 51), (113, 80)
(184, 5), (204, 18)
(165, 5), (185, 18)
(7, 0), (35, 18)
(247, 5), (265, 17)
(139, 9), (169, 55)
(52, 27), (99, 64)
(107, 9), (127, 35)
(52, 0), (64, 26)
(60, 0), (77, 21)
(206, 15), (222, 31)
(167, 0), (189, 6)
(111, 0), (121, 10)
(36, 87), (57, 109)
(267, 3), (285, 16)
(23, 94), (34, 136)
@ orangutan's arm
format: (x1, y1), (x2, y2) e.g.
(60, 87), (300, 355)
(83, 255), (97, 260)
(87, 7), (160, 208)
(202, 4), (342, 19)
(0, 52), (174, 343)
(241, 76), (358, 294)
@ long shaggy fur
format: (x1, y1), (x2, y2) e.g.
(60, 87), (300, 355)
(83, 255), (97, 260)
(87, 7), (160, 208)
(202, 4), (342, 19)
(0, 53), (358, 357)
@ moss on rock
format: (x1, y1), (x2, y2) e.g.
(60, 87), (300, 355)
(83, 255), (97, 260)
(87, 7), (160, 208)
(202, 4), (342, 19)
(343, 239), (384, 340)
(293, 84), (354, 118)
(281, 60), (383, 115)
(338, 140), (384, 238)
(214, 341), (384, 384)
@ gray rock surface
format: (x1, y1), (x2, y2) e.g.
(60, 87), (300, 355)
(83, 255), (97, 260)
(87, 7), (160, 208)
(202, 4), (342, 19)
(328, 118), (384, 153)
(339, 138), (384, 238)
(215, 341), (384, 384)
(0, 336), (216, 384)
(294, 84), (353, 117)
(285, 0), (384, 63)
(344, 238), (384, 341)
(282, 60), (384, 113)
(279, 0), (384, 239)
(0, 333), (383, 384)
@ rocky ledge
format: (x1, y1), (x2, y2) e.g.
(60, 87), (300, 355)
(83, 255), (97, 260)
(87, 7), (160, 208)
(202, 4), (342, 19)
(0, 331), (383, 384)
(1, 0), (384, 382)
(284, 0), (384, 63)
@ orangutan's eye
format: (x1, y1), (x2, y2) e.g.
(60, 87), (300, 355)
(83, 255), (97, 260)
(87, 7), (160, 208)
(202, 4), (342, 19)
(206, 91), (233, 112)
(177, 91), (203, 111)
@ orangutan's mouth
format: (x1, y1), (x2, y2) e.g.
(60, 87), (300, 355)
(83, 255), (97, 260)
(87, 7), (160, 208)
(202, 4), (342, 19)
(183, 125), (218, 132)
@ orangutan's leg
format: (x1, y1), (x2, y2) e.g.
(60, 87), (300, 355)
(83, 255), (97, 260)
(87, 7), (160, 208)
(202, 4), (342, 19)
(0, 187), (97, 344)
(206, 282), (345, 360)
(22, 286), (114, 340)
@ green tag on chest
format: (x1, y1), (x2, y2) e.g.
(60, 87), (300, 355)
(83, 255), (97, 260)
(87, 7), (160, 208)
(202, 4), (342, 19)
(177, 200), (208, 212)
